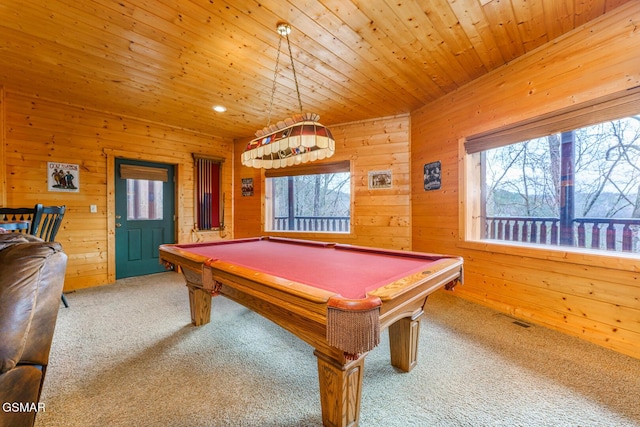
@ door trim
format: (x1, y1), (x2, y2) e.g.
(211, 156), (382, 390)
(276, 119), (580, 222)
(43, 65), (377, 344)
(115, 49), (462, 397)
(105, 149), (184, 283)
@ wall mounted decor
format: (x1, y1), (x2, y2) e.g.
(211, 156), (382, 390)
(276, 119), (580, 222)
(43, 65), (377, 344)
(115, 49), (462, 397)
(423, 161), (441, 191)
(368, 170), (392, 189)
(48, 162), (79, 192)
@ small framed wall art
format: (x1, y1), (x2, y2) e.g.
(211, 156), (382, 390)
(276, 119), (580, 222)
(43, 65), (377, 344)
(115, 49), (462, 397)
(423, 161), (441, 191)
(368, 170), (392, 189)
(48, 162), (80, 192)
(241, 178), (254, 196)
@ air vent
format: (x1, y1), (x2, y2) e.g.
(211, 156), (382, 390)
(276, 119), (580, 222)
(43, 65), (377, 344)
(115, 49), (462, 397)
(513, 321), (531, 328)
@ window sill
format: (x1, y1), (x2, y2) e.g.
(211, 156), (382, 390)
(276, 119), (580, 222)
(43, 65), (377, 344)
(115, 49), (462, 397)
(457, 239), (639, 272)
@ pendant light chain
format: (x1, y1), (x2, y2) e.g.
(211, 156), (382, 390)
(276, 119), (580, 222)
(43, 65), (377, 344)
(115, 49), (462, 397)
(266, 35), (283, 128)
(285, 31), (304, 115)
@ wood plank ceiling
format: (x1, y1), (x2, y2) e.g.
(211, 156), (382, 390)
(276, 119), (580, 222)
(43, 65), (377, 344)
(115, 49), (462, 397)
(0, 0), (631, 138)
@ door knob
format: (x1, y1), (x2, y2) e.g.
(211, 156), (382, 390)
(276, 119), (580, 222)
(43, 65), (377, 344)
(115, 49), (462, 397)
(115, 215), (122, 219)
(115, 223), (122, 228)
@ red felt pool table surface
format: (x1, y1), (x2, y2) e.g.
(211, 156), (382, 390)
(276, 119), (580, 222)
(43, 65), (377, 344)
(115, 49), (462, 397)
(173, 237), (446, 299)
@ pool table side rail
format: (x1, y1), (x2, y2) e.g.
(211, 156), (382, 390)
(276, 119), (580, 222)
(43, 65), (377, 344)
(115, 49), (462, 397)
(174, 236), (335, 250)
(368, 257), (463, 301)
(171, 236), (263, 249)
(159, 244), (212, 274)
(334, 242), (462, 261)
(377, 260), (463, 328)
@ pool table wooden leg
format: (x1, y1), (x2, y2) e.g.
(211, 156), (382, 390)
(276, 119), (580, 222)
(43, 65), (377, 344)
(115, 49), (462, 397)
(388, 311), (423, 372)
(314, 350), (366, 427)
(187, 284), (212, 326)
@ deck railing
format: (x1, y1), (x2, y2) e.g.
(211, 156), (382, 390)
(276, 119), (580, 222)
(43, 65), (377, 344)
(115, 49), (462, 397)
(273, 216), (350, 232)
(485, 216), (640, 252)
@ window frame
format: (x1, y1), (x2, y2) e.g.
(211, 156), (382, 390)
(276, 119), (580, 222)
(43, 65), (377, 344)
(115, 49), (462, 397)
(459, 87), (640, 270)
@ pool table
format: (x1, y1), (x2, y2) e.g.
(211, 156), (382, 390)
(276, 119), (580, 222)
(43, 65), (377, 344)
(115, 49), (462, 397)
(159, 237), (463, 427)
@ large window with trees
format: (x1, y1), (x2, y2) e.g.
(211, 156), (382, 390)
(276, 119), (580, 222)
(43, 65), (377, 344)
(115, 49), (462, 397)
(265, 161), (351, 233)
(464, 88), (640, 254)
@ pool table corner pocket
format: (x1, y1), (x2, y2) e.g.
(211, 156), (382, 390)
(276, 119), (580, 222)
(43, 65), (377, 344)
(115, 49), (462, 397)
(326, 295), (382, 359)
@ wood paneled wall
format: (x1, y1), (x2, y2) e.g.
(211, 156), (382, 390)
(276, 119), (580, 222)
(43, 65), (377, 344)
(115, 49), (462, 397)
(411, 3), (640, 359)
(234, 114), (412, 250)
(0, 90), (234, 291)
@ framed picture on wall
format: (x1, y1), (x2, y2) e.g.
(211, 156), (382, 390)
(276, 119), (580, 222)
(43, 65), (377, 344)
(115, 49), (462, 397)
(423, 161), (441, 191)
(48, 162), (79, 192)
(241, 178), (254, 196)
(368, 170), (392, 189)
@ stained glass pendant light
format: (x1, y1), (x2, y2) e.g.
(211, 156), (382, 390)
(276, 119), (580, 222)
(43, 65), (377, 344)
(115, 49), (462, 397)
(241, 23), (335, 169)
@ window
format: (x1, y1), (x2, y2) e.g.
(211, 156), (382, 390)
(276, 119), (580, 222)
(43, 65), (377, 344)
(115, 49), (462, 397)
(126, 179), (163, 220)
(265, 161), (351, 233)
(464, 88), (640, 254)
(119, 163), (168, 221)
(194, 156), (223, 230)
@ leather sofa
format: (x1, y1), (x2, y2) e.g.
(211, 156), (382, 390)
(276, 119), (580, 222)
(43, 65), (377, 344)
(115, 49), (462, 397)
(0, 233), (67, 427)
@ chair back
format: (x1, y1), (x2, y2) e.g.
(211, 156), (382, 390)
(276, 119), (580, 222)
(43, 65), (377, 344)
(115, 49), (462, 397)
(0, 204), (43, 234)
(32, 205), (66, 242)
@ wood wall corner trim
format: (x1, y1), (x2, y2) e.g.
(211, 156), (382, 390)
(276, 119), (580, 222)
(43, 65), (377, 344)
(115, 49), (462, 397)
(0, 86), (6, 206)
(106, 151), (116, 282)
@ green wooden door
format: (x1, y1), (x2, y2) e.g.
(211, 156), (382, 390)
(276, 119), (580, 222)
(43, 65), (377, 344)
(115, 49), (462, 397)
(115, 159), (175, 279)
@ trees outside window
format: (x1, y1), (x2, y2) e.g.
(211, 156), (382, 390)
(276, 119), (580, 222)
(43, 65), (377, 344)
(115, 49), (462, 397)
(265, 165), (351, 233)
(483, 115), (640, 252)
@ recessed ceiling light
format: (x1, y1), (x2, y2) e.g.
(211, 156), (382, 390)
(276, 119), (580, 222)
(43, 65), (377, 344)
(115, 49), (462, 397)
(213, 105), (226, 113)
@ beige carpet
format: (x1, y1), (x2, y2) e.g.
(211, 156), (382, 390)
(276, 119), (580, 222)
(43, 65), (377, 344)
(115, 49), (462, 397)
(35, 272), (640, 427)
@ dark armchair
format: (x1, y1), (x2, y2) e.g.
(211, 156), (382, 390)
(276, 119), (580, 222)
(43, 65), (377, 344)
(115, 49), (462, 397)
(32, 205), (66, 243)
(0, 205), (41, 235)
(0, 233), (68, 427)
(0, 205), (66, 241)
(0, 204), (68, 307)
